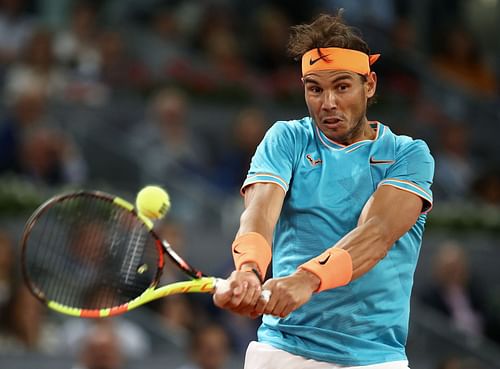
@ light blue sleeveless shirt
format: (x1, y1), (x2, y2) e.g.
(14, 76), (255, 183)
(242, 118), (434, 366)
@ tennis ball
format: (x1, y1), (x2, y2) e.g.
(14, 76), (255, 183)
(135, 185), (171, 220)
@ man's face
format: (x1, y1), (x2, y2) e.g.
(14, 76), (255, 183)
(303, 70), (376, 145)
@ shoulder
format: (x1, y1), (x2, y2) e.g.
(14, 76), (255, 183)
(268, 117), (313, 135)
(264, 117), (314, 145)
(383, 126), (433, 160)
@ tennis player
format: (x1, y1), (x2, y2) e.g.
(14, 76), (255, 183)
(214, 12), (434, 369)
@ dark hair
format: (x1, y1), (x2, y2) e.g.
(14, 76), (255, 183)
(288, 12), (376, 105)
(287, 12), (371, 60)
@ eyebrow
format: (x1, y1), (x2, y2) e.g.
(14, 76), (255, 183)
(303, 74), (354, 85)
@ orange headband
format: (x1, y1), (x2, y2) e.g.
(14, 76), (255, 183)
(301, 47), (380, 76)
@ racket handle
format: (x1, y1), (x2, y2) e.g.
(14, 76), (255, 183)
(214, 278), (271, 302)
(214, 278), (231, 294)
(260, 289), (271, 303)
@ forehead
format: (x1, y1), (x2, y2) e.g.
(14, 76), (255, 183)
(303, 70), (361, 84)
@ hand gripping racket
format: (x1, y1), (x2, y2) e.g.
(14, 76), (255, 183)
(20, 190), (263, 318)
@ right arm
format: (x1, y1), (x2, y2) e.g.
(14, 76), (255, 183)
(213, 182), (285, 316)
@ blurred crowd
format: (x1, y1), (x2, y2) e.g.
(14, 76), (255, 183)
(0, 0), (499, 200)
(0, 0), (499, 368)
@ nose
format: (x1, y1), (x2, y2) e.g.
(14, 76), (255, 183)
(321, 90), (337, 110)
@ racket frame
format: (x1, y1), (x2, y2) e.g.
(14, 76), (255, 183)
(21, 190), (219, 318)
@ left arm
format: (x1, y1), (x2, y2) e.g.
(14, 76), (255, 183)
(260, 185), (424, 317)
(332, 184), (422, 280)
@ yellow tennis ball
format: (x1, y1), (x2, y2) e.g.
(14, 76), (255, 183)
(135, 186), (171, 220)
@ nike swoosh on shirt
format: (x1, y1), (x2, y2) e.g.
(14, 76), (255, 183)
(309, 54), (331, 65)
(369, 156), (395, 165)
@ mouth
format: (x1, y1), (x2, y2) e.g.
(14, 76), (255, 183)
(322, 117), (343, 128)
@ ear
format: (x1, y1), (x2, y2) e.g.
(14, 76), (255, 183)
(366, 72), (377, 98)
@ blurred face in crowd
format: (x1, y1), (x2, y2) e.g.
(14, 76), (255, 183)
(0, 232), (13, 280)
(192, 325), (229, 369)
(234, 108), (266, 153)
(11, 287), (44, 348)
(152, 90), (187, 133)
(81, 323), (123, 369)
(303, 70), (376, 145)
(25, 30), (54, 69)
(71, 3), (97, 38)
(434, 243), (468, 288)
(13, 89), (46, 125)
(2, 0), (25, 15)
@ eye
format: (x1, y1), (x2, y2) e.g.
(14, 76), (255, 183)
(308, 86), (322, 94)
(337, 84), (349, 91)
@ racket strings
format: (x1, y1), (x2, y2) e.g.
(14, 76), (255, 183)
(25, 195), (160, 310)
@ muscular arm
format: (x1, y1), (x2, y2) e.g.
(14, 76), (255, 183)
(333, 185), (423, 280)
(213, 183), (285, 315)
(238, 183), (285, 251)
(260, 185), (425, 317)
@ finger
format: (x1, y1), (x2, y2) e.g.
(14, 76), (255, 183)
(229, 281), (248, 307)
(244, 284), (262, 306)
(233, 285), (262, 315)
(279, 303), (296, 318)
(213, 289), (232, 308)
(231, 280), (246, 297)
(269, 296), (289, 317)
(253, 290), (269, 316)
(213, 280), (234, 308)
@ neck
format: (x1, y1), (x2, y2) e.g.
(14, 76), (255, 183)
(340, 116), (375, 145)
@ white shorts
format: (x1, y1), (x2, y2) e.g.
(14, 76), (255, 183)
(244, 341), (410, 369)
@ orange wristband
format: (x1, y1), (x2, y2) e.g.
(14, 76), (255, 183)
(232, 232), (272, 280)
(299, 247), (353, 292)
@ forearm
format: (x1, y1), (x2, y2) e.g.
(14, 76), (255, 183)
(300, 186), (422, 291)
(334, 216), (392, 280)
(233, 183), (285, 277)
(237, 205), (275, 245)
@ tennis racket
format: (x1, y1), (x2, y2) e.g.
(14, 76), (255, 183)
(21, 190), (260, 318)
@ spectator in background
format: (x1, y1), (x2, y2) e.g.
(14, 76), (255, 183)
(472, 168), (500, 206)
(420, 242), (487, 340)
(18, 125), (87, 186)
(435, 356), (485, 369)
(61, 317), (151, 360)
(0, 0), (35, 71)
(249, 6), (300, 99)
(431, 24), (497, 98)
(95, 29), (149, 94)
(0, 230), (15, 311)
(127, 87), (211, 222)
(129, 5), (187, 81)
(176, 324), (230, 369)
(0, 85), (47, 174)
(433, 124), (476, 202)
(72, 321), (125, 369)
(53, 0), (101, 80)
(320, 0), (396, 52)
(4, 27), (68, 100)
(212, 107), (267, 193)
(129, 87), (208, 181)
(182, 3), (251, 97)
(156, 294), (197, 349)
(0, 284), (61, 354)
(378, 17), (421, 103)
(435, 357), (463, 369)
(0, 84), (87, 186)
